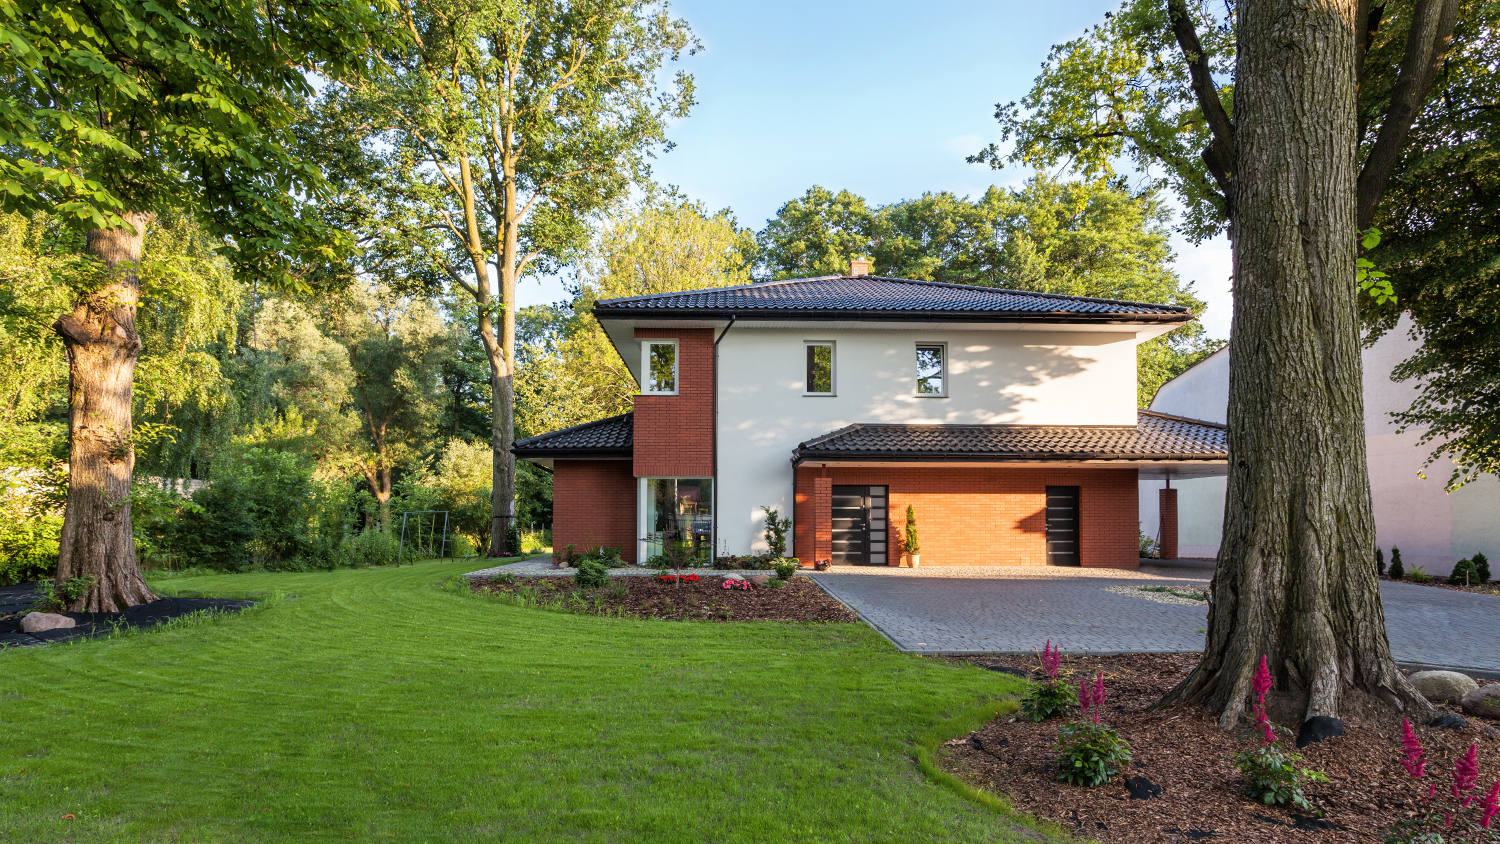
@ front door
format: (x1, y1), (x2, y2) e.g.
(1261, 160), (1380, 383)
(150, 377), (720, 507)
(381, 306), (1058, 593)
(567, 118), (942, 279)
(1045, 486), (1081, 566)
(831, 485), (888, 565)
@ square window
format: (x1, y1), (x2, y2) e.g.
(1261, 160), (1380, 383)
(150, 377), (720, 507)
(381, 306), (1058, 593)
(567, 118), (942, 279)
(644, 340), (677, 394)
(916, 343), (946, 396)
(805, 342), (835, 395)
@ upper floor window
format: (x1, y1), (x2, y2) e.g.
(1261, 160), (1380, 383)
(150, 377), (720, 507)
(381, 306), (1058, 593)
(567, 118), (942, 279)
(644, 340), (678, 394)
(916, 343), (946, 396)
(805, 342), (835, 395)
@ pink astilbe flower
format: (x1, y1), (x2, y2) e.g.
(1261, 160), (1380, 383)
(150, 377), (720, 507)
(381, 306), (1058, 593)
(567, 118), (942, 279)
(1250, 656), (1276, 746)
(1453, 743), (1480, 804)
(1077, 671), (1109, 723)
(1400, 719), (1427, 779)
(1093, 671), (1106, 711)
(1041, 640), (1060, 680)
(1480, 779), (1500, 829)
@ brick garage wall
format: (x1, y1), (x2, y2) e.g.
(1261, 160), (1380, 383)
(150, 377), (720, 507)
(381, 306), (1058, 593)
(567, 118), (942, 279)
(552, 460), (638, 563)
(794, 465), (1138, 567)
(633, 328), (714, 478)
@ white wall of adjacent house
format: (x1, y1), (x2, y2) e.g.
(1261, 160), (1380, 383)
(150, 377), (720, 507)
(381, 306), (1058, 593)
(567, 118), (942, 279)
(715, 325), (1142, 556)
(1139, 316), (1500, 576)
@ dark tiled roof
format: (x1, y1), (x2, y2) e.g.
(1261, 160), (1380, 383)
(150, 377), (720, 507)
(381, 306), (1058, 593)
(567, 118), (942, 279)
(792, 410), (1227, 462)
(512, 413), (632, 458)
(593, 275), (1192, 323)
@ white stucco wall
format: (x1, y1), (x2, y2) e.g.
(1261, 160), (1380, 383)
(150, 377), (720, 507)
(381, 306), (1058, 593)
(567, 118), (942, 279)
(715, 326), (1143, 555)
(1138, 318), (1500, 574)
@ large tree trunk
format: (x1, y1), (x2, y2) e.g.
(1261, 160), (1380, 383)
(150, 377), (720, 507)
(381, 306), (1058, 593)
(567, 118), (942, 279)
(52, 211), (158, 612)
(484, 276), (517, 558)
(1160, 0), (1430, 727)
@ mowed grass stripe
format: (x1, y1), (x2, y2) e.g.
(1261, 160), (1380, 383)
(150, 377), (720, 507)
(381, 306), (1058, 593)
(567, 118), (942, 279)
(0, 560), (1053, 843)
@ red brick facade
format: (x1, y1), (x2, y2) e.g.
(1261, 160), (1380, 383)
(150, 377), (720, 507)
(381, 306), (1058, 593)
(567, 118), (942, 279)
(1158, 487), (1178, 560)
(794, 465), (1139, 567)
(632, 328), (715, 478)
(552, 460), (638, 563)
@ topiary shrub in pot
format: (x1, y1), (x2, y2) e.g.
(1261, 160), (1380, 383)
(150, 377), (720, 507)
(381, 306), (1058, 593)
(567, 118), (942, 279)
(903, 504), (920, 567)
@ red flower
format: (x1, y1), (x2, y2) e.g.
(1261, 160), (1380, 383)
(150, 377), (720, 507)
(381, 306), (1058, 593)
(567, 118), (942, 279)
(1400, 719), (1426, 778)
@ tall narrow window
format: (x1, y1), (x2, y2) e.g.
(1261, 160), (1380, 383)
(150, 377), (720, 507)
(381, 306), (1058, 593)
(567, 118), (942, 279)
(805, 342), (834, 395)
(644, 340), (677, 394)
(916, 343), (946, 396)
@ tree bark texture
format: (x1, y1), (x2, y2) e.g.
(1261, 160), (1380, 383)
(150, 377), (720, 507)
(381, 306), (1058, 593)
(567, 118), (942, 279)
(1160, 0), (1430, 726)
(53, 211), (159, 612)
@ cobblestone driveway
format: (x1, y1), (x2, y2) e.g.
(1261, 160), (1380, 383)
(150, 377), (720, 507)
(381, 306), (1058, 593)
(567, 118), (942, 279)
(807, 561), (1500, 673)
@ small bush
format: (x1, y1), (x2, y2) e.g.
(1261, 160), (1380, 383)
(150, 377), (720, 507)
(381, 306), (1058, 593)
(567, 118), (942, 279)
(903, 504), (920, 555)
(335, 529), (400, 568)
(761, 506), (790, 557)
(491, 571), (516, 585)
(574, 559), (609, 589)
(1234, 744), (1326, 810)
(1388, 547), (1405, 580)
(1375, 547), (1385, 576)
(774, 558), (798, 580)
(452, 535), (477, 558)
(33, 575), (94, 613)
(1449, 557), (1480, 586)
(1056, 722), (1132, 787)
(1473, 552), (1491, 583)
(1409, 565), (1431, 584)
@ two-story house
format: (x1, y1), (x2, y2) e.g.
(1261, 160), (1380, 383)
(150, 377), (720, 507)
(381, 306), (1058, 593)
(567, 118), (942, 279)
(513, 264), (1228, 568)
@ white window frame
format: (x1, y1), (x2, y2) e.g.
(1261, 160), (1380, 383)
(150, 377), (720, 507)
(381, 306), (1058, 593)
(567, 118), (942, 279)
(803, 340), (836, 396)
(915, 342), (948, 398)
(641, 339), (679, 395)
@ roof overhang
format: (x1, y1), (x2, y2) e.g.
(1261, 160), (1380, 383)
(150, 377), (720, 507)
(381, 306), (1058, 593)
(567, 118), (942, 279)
(792, 457), (1228, 479)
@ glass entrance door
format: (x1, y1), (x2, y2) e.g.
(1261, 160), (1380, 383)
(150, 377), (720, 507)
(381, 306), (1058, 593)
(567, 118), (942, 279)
(831, 485), (888, 565)
(642, 478), (713, 566)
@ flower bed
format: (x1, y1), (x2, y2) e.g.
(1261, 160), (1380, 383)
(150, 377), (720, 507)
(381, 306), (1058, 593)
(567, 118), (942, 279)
(936, 652), (1500, 843)
(469, 575), (859, 623)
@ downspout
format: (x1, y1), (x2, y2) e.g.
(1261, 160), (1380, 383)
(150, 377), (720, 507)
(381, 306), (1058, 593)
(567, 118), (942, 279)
(711, 315), (736, 560)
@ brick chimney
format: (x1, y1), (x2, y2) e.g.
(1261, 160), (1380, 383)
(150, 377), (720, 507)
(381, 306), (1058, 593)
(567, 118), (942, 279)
(849, 258), (872, 276)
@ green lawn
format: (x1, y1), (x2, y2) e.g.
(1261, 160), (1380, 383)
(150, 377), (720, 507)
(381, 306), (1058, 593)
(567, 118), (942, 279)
(0, 560), (1055, 843)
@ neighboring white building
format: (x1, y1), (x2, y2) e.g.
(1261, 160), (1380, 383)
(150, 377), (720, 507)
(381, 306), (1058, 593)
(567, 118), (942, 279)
(1139, 317), (1500, 576)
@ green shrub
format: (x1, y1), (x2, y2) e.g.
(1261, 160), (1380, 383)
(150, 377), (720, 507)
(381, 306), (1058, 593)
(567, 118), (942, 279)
(903, 504), (920, 555)
(1375, 547), (1385, 576)
(774, 558), (798, 580)
(1233, 744), (1327, 810)
(1388, 547), (1405, 580)
(575, 559), (609, 589)
(33, 575), (94, 613)
(1021, 679), (1077, 722)
(1409, 565), (1431, 584)
(761, 506), (790, 557)
(1055, 722), (1132, 787)
(0, 514), (61, 585)
(335, 529), (400, 568)
(1449, 557), (1480, 586)
(452, 535), (477, 558)
(1473, 552), (1491, 583)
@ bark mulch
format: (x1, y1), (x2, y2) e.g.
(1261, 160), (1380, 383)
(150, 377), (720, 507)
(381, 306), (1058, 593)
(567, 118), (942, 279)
(1379, 575), (1500, 596)
(468, 574), (860, 623)
(934, 652), (1500, 844)
(0, 582), (257, 648)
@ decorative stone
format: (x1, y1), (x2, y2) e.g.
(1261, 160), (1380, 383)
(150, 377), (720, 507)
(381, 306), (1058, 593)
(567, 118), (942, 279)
(748, 575), (772, 586)
(20, 612), (76, 633)
(1125, 776), (1163, 800)
(1295, 716), (1345, 748)
(1461, 685), (1500, 720)
(1409, 670), (1479, 704)
(1429, 713), (1468, 731)
(723, 574), (745, 581)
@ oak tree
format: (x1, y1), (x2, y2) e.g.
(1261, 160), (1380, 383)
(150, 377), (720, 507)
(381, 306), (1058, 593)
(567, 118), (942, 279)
(0, 0), (390, 609)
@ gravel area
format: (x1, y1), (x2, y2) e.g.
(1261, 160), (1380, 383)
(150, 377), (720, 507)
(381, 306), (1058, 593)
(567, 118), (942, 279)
(1104, 585), (1210, 606)
(465, 556), (776, 579)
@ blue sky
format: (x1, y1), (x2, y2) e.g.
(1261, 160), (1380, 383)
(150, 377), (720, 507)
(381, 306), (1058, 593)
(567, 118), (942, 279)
(515, 0), (1234, 339)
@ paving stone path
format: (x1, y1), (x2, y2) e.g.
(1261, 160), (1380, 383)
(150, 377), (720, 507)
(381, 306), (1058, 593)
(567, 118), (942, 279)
(807, 561), (1500, 674)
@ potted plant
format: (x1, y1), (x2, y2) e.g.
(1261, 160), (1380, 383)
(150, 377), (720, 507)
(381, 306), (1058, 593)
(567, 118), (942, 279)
(903, 504), (921, 567)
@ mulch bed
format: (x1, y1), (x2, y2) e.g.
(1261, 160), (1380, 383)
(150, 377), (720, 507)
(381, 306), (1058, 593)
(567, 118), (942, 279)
(0, 582), (256, 648)
(468, 574), (860, 623)
(1380, 575), (1500, 596)
(935, 652), (1500, 843)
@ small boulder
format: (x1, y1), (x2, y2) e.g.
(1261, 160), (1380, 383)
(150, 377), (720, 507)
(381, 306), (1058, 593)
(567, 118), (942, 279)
(1461, 685), (1500, 720)
(1409, 670), (1479, 704)
(1295, 716), (1345, 748)
(723, 574), (745, 581)
(1429, 713), (1468, 731)
(748, 575), (772, 586)
(20, 612), (76, 633)
(1125, 776), (1162, 800)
